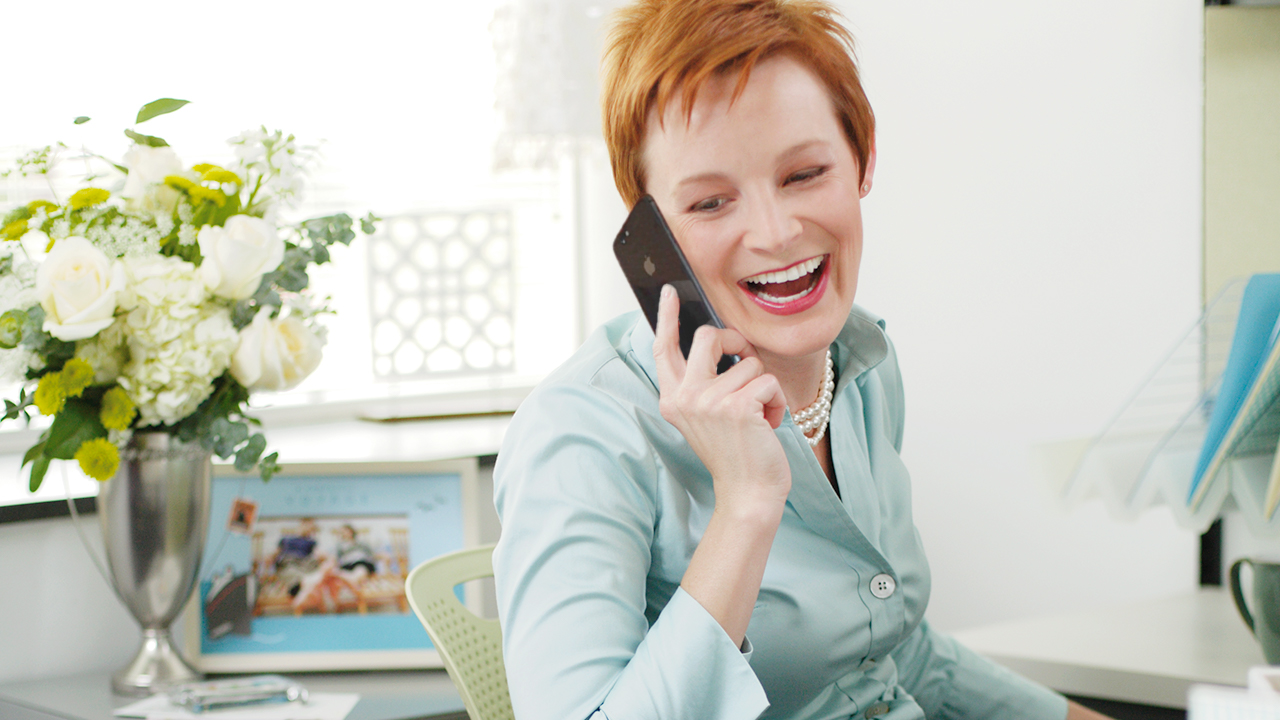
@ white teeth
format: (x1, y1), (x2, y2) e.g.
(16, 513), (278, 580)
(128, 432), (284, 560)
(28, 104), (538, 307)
(757, 284), (816, 304)
(743, 256), (824, 285)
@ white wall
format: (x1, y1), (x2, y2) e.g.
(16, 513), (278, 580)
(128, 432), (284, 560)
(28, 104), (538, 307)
(835, 0), (1205, 630)
(0, 516), (140, 682)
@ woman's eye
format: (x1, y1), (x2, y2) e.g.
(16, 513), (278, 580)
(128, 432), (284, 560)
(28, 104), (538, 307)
(785, 166), (827, 185)
(690, 197), (727, 212)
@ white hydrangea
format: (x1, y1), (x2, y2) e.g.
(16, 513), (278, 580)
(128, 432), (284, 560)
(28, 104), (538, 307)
(116, 255), (238, 427)
(75, 318), (128, 384)
(0, 347), (38, 386)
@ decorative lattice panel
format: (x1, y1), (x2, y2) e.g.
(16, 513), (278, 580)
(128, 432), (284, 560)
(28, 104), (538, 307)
(367, 211), (515, 379)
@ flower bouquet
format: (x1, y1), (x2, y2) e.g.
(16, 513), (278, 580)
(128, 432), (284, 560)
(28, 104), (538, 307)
(0, 98), (376, 491)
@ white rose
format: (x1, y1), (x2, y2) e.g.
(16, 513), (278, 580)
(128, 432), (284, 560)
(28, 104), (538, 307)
(197, 215), (285, 300)
(230, 310), (323, 392)
(36, 236), (125, 341)
(122, 146), (183, 216)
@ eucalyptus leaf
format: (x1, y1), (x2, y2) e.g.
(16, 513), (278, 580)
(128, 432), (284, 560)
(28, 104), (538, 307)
(124, 129), (169, 148)
(211, 417), (249, 459)
(360, 212), (380, 236)
(136, 98), (190, 124)
(259, 452), (281, 482)
(73, 116), (91, 125)
(234, 433), (266, 472)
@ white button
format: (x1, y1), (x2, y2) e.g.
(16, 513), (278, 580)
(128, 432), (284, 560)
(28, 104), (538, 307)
(869, 573), (896, 599)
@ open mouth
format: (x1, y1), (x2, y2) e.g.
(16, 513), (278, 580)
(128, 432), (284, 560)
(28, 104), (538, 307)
(740, 255), (828, 308)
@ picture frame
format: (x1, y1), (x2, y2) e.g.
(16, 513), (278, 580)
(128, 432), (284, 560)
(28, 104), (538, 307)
(184, 458), (482, 672)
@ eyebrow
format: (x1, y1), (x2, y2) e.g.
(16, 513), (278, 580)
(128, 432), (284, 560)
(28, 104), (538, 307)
(673, 139), (832, 191)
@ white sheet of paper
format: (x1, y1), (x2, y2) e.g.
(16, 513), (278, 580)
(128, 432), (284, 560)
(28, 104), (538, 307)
(113, 692), (360, 720)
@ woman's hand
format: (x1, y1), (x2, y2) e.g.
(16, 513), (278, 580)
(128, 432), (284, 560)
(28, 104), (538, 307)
(653, 285), (792, 645)
(652, 285), (792, 510)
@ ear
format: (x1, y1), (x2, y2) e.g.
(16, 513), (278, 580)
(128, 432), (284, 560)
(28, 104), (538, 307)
(859, 141), (878, 198)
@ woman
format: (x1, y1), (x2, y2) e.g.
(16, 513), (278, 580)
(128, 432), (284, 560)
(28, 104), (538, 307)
(493, 1), (1110, 718)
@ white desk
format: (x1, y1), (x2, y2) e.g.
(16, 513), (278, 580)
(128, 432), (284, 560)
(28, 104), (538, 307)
(0, 670), (466, 720)
(951, 589), (1265, 709)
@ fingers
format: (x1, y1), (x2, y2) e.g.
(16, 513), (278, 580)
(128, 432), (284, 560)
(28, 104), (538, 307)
(652, 285), (686, 392)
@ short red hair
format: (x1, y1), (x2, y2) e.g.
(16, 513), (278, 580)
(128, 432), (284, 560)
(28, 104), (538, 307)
(602, 0), (875, 208)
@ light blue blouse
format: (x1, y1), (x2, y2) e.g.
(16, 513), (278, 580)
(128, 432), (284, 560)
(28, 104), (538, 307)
(493, 307), (1066, 720)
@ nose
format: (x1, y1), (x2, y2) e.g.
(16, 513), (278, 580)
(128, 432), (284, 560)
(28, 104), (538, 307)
(742, 192), (802, 253)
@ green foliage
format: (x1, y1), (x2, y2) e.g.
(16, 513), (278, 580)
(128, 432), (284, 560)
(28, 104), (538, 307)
(124, 129), (168, 148)
(73, 116), (90, 125)
(44, 399), (107, 461)
(4, 387), (33, 424)
(136, 98), (189, 124)
(258, 451), (280, 482)
(234, 433), (267, 472)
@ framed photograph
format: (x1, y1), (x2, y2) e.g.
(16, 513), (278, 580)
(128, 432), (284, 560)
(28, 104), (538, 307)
(185, 458), (482, 672)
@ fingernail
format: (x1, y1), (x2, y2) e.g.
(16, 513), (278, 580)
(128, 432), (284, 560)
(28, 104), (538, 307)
(662, 284), (675, 299)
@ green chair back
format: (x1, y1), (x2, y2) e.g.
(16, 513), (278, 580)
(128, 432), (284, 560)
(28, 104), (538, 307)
(405, 544), (514, 720)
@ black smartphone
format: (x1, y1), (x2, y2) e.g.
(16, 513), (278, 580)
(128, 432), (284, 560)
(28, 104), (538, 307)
(613, 195), (738, 374)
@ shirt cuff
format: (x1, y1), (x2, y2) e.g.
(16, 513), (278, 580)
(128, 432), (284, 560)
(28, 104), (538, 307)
(600, 587), (770, 720)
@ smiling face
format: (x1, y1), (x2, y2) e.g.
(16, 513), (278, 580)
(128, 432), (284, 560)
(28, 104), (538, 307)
(642, 54), (873, 369)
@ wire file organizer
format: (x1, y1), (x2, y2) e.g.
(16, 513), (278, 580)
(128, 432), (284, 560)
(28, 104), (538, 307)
(1064, 278), (1280, 538)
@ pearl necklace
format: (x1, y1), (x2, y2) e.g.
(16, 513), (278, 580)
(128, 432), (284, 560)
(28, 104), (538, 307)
(792, 349), (834, 447)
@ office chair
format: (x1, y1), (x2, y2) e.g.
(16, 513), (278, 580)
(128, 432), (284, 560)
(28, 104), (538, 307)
(405, 544), (514, 720)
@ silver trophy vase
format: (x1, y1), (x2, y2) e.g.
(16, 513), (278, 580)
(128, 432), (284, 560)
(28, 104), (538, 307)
(98, 432), (213, 695)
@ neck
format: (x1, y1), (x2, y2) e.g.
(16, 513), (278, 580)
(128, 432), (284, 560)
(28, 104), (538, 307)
(758, 347), (831, 412)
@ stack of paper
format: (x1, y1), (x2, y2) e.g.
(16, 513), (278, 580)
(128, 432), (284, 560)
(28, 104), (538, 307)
(113, 692), (359, 720)
(1188, 274), (1280, 518)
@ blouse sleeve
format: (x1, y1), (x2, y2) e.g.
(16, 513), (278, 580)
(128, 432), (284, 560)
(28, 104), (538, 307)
(492, 380), (769, 720)
(890, 619), (1067, 720)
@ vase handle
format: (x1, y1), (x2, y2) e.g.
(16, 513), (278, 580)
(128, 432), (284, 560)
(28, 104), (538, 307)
(1231, 558), (1256, 635)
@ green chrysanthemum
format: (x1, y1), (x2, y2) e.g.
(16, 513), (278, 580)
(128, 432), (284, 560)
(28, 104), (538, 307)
(69, 187), (110, 209)
(2, 219), (27, 240)
(100, 386), (137, 431)
(26, 200), (58, 214)
(75, 438), (119, 482)
(60, 358), (94, 397)
(202, 168), (241, 185)
(33, 374), (66, 415)
(165, 175), (196, 192)
(187, 185), (226, 207)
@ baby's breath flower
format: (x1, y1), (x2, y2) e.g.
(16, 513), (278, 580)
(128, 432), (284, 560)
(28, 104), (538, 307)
(74, 437), (119, 482)
(154, 214), (175, 237)
(177, 223), (198, 247)
(50, 217), (71, 240)
(34, 373), (65, 415)
(100, 386), (136, 431)
(68, 187), (110, 209)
